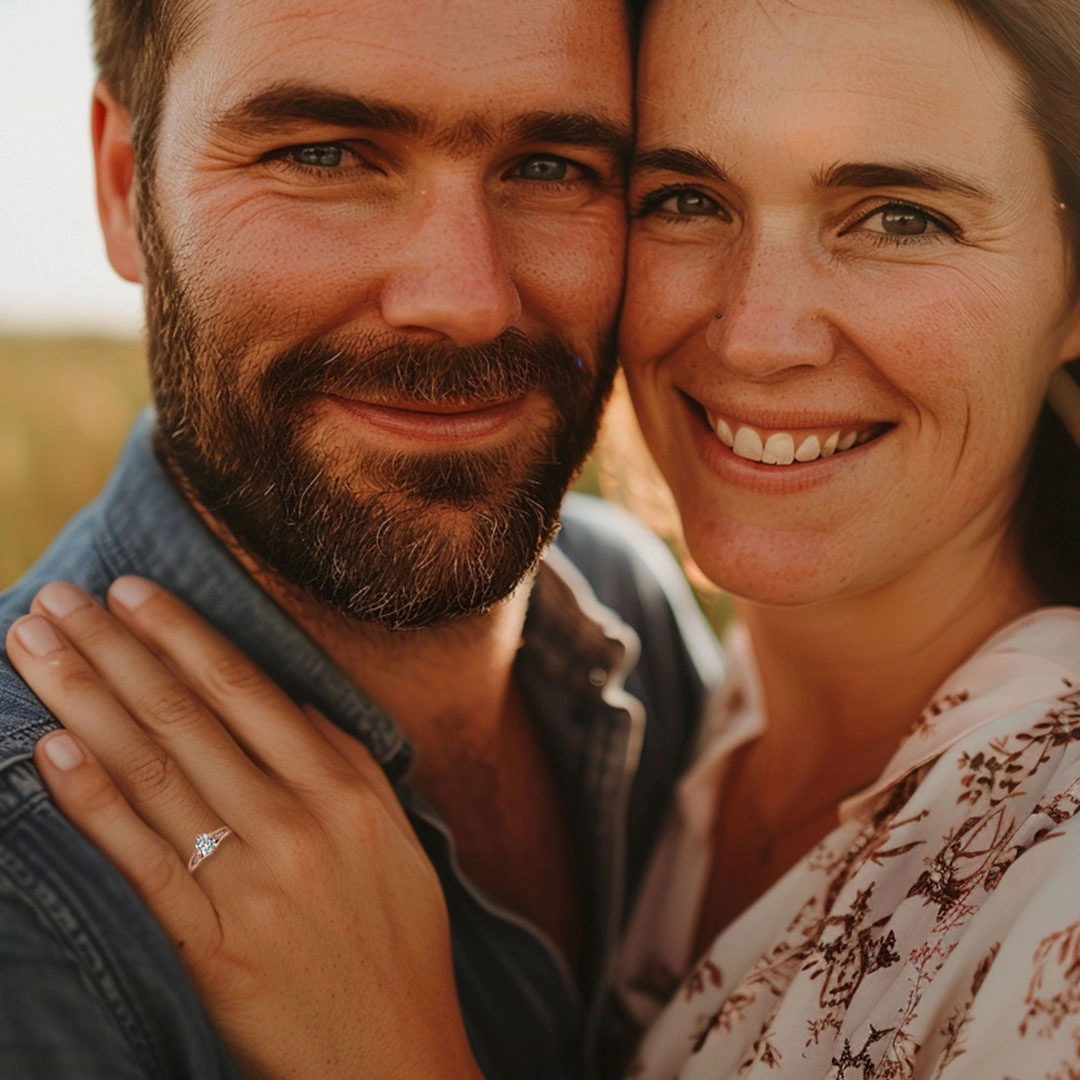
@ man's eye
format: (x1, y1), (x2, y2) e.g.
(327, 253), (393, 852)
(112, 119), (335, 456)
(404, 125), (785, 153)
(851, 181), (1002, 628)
(861, 202), (950, 236)
(515, 156), (574, 182)
(289, 144), (345, 168)
(659, 189), (722, 216)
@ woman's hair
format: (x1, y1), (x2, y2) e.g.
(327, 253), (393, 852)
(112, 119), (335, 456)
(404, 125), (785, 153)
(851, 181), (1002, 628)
(960, 0), (1080, 604)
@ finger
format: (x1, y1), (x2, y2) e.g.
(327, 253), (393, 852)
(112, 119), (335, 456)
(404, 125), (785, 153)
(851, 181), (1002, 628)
(302, 706), (413, 834)
(28, 584), (290, 835)
(34, 729), (221, 957)
(102, 577), (354, 787)
(7, 613), (229, 857)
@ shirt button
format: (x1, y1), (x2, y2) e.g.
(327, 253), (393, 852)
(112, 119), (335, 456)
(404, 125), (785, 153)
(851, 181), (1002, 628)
(588, 667), (608, 688)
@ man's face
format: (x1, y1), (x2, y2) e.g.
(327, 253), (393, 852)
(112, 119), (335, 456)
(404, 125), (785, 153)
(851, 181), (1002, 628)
(130, 0), (631, 629)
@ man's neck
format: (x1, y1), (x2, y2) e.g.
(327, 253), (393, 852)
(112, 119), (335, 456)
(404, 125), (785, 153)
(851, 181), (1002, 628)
(195, 504), (533, 745)
(282, 577), (534, 748)
(163, 446), (536, 742)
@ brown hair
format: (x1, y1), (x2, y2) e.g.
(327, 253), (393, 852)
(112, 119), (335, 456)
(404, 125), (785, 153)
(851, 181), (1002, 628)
(960, 0), (1080, 266)
(958, 0), (1080, 604)
(91, 1), (203, 177)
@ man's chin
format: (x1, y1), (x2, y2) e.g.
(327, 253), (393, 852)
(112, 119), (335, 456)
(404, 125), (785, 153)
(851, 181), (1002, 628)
(207, 477), (557, 631)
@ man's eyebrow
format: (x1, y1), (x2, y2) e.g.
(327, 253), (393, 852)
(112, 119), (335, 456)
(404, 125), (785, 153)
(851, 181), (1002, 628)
(513, 111), (634, 166)
(209, 85), (633, 166)
(817, 162), (991, 199)
(210, 84), (423, 140)
(631, 147), (732, 184)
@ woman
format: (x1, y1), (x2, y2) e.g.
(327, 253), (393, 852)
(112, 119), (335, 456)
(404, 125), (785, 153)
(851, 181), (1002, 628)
(8, 0), (1080, 1075)
(612, 0), (1080, 1073)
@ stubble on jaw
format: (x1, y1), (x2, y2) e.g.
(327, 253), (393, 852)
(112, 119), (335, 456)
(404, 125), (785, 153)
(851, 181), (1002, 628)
(136, 195), (617, 631)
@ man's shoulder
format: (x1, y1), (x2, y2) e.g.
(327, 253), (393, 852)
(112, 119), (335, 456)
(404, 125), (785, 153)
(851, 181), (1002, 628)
(0, 498), (119, 766)
(0, 568), (234, 1078)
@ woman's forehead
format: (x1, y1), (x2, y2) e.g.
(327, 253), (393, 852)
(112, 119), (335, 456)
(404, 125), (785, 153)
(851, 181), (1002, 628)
(636, 0), (1027, 163)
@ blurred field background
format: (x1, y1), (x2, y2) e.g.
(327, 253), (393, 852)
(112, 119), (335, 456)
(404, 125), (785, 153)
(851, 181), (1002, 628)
(0, 336), (148, 589)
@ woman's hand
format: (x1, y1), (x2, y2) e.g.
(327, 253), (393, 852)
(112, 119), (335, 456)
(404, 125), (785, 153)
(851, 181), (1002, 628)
(5, 577), (483, 1080)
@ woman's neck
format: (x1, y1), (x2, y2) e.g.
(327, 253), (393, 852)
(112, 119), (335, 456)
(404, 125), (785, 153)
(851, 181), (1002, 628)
(736, 534), (1044, 829)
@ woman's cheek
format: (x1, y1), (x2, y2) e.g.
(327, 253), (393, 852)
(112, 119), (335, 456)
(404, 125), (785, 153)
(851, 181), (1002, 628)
(623, 237), (714, 361)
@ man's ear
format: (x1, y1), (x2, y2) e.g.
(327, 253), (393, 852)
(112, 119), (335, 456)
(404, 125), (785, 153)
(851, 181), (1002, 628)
(92, 80), (143, 284)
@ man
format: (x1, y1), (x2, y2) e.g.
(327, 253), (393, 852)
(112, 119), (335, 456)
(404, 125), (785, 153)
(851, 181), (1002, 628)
(0, 0), (715, 1076)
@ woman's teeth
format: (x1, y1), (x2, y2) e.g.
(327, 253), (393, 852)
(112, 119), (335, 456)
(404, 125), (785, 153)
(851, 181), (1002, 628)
(712, 416), (875, 465)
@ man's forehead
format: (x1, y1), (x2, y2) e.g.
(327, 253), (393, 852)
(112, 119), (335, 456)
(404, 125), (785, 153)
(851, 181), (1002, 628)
(181, 0), (630, 91)
(160, 0), (633, 159)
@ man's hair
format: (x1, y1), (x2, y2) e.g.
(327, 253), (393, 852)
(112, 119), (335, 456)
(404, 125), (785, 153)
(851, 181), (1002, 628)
(91, 0), (202, 171)
(92, 0), (644, 159)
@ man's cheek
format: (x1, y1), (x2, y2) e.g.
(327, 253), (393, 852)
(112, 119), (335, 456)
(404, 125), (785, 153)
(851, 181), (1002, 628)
(504, 210), (626, 316)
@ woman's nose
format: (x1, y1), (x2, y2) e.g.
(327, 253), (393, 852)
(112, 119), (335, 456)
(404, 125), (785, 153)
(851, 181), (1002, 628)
(378, 185), (522, 348)
(706, 227), (835, 379)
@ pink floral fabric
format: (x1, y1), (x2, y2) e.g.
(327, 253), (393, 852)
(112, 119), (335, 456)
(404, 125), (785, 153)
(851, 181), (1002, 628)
(617, 609), (1080, 1079)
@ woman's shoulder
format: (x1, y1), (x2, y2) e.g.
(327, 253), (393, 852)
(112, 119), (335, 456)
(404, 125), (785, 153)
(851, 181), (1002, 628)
(850, 616), (1080, 923)
(624, 610), (1080, 1079)
(841, 605), (1080, 825)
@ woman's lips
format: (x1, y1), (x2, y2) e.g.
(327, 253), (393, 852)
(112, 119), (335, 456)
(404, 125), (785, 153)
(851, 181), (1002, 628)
(705, 409), (892, 465)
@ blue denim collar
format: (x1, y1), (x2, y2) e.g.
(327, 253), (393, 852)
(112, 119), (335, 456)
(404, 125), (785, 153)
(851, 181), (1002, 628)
(7, 408), (412, 777)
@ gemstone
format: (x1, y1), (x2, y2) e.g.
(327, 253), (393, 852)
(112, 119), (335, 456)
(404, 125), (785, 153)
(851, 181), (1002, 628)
(194, 833), (219, 857)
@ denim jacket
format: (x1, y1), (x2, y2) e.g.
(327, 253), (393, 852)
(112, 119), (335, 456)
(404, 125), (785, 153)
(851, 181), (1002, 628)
(0, 413), (719, 1079)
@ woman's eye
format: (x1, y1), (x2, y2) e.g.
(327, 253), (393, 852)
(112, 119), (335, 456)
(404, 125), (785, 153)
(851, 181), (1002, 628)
(289, 144), (345, 168)
(514, 156), (576, 182)
(861, 203), (950, 237)
(660, 189), (722, 216)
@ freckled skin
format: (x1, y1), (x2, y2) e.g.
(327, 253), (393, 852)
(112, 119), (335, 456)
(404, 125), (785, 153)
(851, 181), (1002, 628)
(622, 0), (1080, 607)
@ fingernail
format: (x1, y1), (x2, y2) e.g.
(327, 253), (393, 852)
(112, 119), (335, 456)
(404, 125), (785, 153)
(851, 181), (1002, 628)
(37, 582), (93, 619)
(14, 616), (64, 658)
(108, 576), (157, 611)
(41, 733), (85, 771)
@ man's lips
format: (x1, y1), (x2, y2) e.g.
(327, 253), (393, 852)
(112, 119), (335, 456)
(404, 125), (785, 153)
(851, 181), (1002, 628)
(323, 392), (532, 443)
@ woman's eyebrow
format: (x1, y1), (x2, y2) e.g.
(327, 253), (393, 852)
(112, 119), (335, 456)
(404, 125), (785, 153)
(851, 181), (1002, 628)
(631, 147), (732, 183)
(817, 161), (992, 199)
(630, 151), (993, 203)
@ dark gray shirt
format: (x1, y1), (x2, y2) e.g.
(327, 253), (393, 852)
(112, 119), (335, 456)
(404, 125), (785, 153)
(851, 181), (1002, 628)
(0, 413), (719, 1079)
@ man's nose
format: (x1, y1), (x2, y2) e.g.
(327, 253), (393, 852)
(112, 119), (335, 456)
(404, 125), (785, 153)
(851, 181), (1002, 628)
(378, 184), (521, 347)
(706, 227), (835, 379)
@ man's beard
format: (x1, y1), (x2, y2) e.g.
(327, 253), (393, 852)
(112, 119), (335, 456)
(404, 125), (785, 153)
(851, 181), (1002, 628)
(140, 207), (617, 630)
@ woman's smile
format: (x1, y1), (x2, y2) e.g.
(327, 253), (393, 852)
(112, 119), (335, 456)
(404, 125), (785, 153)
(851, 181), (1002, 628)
(702, 407), (891, 466)
(621, 0), (1080, 606)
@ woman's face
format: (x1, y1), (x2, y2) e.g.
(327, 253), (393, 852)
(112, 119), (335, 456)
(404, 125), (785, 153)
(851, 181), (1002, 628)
(622, 0), (1080, 606)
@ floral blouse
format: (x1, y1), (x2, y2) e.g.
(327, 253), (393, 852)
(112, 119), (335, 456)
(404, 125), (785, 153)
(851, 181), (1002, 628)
(616, 608), (1080, 1079)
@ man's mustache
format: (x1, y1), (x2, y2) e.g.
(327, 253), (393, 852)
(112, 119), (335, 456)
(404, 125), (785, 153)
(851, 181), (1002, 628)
(259, 328), (587, 409)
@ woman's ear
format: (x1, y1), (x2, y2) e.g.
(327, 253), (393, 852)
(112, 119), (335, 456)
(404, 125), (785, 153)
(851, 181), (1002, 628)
(92, 80), (143, 284)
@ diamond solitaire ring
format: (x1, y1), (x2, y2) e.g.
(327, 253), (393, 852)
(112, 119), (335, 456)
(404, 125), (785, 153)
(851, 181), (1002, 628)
(187, 826), (233, 873)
